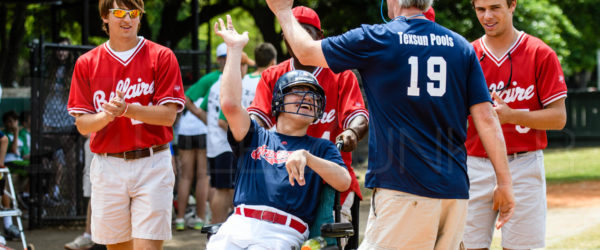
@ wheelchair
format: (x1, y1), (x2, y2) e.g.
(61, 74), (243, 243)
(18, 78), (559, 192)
(201, 142), (360, 250)
(201, 185), (357, 250)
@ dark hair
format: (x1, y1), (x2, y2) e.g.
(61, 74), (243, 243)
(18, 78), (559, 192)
(471, 0), (514, 7)
(3, 111), (18, 125)
(254, 43), (277, 68)
(19, 111), (30, 124)
(98, 0), (145, 35)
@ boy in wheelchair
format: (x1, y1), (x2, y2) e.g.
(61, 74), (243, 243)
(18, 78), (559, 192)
(206, 16), (351, 249)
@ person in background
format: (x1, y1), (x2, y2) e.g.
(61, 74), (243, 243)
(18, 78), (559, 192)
(172, 44), (230, 231)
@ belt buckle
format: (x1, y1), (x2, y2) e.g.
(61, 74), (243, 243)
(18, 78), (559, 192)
(260, 210), (275, 223)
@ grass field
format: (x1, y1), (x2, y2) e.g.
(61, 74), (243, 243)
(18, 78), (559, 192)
(544, 147), (600, 183)
(354, 146), (600, 188)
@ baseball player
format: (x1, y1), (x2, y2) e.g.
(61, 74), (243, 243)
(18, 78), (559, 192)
(206, 16), (351, 249)
(265, 0), (516, 248)
(173, 43), (228, 231)
(198, 50), (254, 224)
(464, 0), (567, 249)
(247, 7), (368, 236)
(67, 0), (185, 249)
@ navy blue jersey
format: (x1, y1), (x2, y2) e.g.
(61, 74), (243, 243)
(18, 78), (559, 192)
(227, 120), (346, 224)
(322, 19), (491, 199)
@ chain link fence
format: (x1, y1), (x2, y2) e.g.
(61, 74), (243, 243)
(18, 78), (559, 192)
(27, 39), (210, 228)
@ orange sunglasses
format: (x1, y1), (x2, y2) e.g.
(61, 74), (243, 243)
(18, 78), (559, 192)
(109, 8), (141, 19)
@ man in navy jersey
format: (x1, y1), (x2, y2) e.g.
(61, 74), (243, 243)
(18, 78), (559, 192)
(266, 0), (516, 248)
(206, 16), (351, 249)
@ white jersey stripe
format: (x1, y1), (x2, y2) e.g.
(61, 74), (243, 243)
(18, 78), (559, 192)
(480, 32), (525, 67)
(343, 110), (369, 129)
(248, 108), (274, 128)
(103, 37), (146, 66)
(542, 92), (567, 107)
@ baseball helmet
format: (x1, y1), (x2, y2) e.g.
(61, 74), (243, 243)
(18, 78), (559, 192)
(272, 70), (326, 122)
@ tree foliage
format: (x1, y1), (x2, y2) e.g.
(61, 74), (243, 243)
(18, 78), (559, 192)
(0, 0), (597, 88)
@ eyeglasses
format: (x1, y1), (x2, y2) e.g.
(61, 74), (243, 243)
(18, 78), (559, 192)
(480, 52), (513, 92)
(109, 8), (141, 19)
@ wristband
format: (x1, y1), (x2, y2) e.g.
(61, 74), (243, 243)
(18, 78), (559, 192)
(118, 103), (129, 117)
(345, 127), (360, 139)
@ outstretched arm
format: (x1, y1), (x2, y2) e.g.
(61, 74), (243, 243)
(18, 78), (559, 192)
(214, 15), (251, 142)
(470, 101), (515, 229)
(266, 0), (328, 68)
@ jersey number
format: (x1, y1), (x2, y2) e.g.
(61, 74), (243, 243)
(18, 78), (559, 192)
(407, 56), (447, 97)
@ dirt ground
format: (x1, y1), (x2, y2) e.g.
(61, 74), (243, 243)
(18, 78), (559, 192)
(5, 181), (600, 250)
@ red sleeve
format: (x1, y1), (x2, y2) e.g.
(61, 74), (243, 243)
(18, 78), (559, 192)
(67, 57), (96, 116)
(337, 70), (369, 129)
(536, 48), (567, 106)
(153, 49), (185, 112)
(247, 70), (277, 128)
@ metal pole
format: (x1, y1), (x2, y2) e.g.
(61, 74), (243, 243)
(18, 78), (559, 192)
(82, 0), (89, 45)
(597, 49), (600, 90)
(191, 0), (199, 81)
(206, 22), (212, 73)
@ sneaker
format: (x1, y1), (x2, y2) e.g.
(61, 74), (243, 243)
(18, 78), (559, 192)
(186, 215), (204, 230)
(4, 225), (20, 240)
(175, 218), (185, 231)
(64, 235), (94, 250)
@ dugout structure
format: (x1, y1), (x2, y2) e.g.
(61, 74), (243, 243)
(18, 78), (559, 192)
(27, 38), (212, 228)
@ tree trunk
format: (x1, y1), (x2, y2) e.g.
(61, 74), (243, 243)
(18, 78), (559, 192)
(0, 4), (7, 79)
(1, 3), (26, 87)
(247, 5), (286, 63)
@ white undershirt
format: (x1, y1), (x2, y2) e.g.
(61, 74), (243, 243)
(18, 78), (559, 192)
(106, 36), (144, 62)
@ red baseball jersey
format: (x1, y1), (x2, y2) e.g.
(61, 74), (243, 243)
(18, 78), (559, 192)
(466, 32), (567, 157)
(248, 59), (368, 200)
(68, 38), (185, 154)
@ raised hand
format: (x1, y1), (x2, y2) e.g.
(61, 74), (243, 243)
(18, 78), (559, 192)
(213, 15), (248, 51)
(285, 150), (307, 186)
(265, 0), (294, 16)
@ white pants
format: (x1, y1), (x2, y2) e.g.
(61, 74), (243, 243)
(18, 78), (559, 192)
(90, 149), (175, 244)
(207, 205), (309, 250)
(464, 150), (546, 249)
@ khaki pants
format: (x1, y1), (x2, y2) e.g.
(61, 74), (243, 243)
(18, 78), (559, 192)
(359, 188), (467, 250)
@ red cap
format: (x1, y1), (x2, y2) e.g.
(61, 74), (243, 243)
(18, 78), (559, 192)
(424, 7), (435, 22)
(292, 6), (321, 31)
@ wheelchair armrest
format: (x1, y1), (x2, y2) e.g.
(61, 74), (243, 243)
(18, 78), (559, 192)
(200, 223), (223, 235)
(320, 222), (354, 238)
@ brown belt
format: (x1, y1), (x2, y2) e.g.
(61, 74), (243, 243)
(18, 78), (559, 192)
(103, 144), (169, 160)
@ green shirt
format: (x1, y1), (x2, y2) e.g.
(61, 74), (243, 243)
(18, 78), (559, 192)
(186, 70), (222, 102)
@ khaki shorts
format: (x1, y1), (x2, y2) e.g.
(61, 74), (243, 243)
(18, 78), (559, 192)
(90, 149), (175, 245)
(464, 150), (546, 249)
(358, 188), (467, 250)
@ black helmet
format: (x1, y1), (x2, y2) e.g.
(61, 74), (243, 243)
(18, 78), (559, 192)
(272, 70), (326, 122)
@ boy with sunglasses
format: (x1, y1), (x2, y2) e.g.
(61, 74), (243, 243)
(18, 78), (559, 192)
(207, 16), (351, 249)
(67, 0), (185, 249)
(464, 0), (567, 249)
